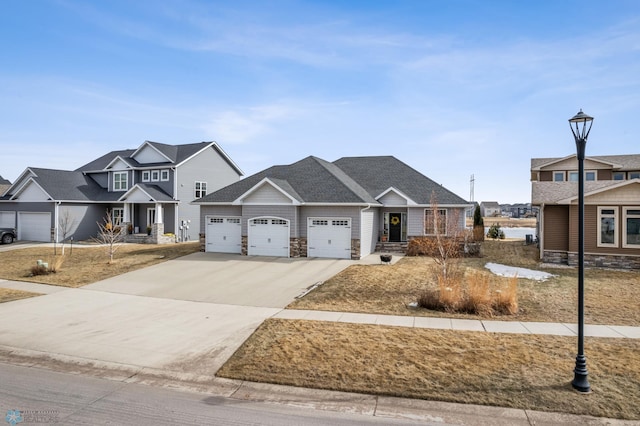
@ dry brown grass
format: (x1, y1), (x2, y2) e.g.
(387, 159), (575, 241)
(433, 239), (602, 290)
(218, 319), (640, 420)
(0, 242), (200, 287)
(0, 288), (42, 303)
(289, 240), (640, 325)
(466, 217), (537, 228)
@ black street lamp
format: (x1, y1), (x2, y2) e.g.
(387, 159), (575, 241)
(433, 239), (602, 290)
(569, 109), (593, 393)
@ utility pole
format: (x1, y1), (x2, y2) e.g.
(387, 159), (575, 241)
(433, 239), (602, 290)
(469, 174), (475, 202)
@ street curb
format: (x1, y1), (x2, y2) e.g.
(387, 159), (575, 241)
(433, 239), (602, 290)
(0, 345), (635, 425)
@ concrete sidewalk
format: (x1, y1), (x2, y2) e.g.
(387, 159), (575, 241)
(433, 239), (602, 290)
(273, 309), (640, 339)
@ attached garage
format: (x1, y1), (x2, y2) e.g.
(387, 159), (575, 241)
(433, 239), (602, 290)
(248, 217), (289, 257)
(205, 216), (242, 254)
(307, 217), (352, 259)
(18, 212), (51, 242)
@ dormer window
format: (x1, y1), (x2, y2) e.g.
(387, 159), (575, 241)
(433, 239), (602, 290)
(553, 172), (565, 182)
(161, 170), (169, 181)
(151, 170), (160, 181)
(142, 171), (151, 182)
(613, 172), (625, 180)
(113, 172), (128, 191)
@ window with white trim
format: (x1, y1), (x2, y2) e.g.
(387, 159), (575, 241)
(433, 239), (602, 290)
(623, 207), (640, 248)
(161, 170), (169, 181)
(597, 207), (617, 247)
(151, 170), (160, 181)
(142, 171), (151, 182)
(194, 181), (207, 198)
(112, 208), (124, 225)
(630, 172), (640, 179)
(568, 172), (578, 182)
(425, 209), (447, 235)
(585, 171), (596, 181)
(113, 172), (128, 191)
(553, 172), (565, 182)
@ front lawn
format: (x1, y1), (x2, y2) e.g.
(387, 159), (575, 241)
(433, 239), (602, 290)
(288, 241), (640, 325)
(0, 288), (42, 303)
(218, 319), (640, 420)
(219, 240), (640, 420)
(0, 242), (200, 287)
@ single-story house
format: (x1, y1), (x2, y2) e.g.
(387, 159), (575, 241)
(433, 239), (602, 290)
(480, 201), (501, 217)
(531, 153), (640, 269)
(0, 141), (242, 243)
(194, 155), (471, 259)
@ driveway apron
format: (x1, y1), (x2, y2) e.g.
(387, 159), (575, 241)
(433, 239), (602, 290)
(84, 252), (354, 308)
(0, 253), (356, 376)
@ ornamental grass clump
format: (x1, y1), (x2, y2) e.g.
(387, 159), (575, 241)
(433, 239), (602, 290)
(417, 270), (519, 316)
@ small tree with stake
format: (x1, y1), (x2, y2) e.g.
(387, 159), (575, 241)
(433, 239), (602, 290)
(93, 210), (124, 263)
(472, 204), (484, 241)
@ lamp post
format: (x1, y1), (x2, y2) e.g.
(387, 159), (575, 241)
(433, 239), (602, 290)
(569, 109), (593, 393)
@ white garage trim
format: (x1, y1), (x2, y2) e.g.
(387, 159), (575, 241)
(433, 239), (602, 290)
(307, 217), (352, 259)
(205, 216), (242, 254)
(18, 212), (51, 242)
(248, 216), (290, 257)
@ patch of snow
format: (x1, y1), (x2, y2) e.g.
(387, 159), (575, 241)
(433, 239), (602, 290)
(485, 262), (556, 281)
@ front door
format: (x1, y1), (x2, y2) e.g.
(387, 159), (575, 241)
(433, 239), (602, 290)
(389, 213), (402, 242)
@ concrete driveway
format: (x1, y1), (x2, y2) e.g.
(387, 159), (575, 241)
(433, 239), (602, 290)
(0, 253), (366, 377)
(85, 252), (356, 308)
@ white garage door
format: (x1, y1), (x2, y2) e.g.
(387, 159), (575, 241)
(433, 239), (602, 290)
(0, 211), (15, 228)
(205, 216), (242, 254)
(18, 212), (51, 242)
(308, 218), (352, 259)
(248, 218), (289, 257)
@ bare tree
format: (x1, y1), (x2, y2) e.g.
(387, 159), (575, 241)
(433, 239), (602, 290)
(93, 210), (124, 263)
(427, 190), (465, 284)
(58, 209), (76, 255)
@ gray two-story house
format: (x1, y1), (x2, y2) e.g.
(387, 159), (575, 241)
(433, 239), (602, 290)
(0, 141), (243, 243)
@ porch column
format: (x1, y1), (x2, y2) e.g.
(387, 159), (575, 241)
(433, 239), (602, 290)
(123, 203), (131, 222)
(155, 203), (163, 224)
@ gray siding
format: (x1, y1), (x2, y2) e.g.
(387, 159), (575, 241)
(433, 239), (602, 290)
(177, 146), (241, 241)
(56, 204), (103, 242)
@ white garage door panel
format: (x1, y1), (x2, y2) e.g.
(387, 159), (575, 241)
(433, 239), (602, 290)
(248, 218), (289, 257)
(308, 218), (351, 259)
(206, 217), (242, 254)
(18, 212), (51, 242)
(0, 211), (15, 228)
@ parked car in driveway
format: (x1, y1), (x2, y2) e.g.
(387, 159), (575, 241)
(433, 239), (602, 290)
(0, 228), (16, 244)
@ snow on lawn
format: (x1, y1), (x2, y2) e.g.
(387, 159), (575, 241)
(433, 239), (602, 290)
(485, 262), (556, 281)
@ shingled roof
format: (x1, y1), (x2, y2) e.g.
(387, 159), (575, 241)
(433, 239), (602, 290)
(195, 155), (468, 206)
(76, 141), (214, 171)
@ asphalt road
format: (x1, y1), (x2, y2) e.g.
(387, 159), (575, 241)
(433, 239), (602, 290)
(0, 362), (431, 426)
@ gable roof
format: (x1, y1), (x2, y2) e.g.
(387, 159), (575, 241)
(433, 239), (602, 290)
(333, 156), (468, 205)
(76, 141), (243, 175)
(196, 156), (379, 205)
(195, 155), (469, 206)
(532, 179), (640, 205)
(531, 154), (640, 171)
(5, 168), (118, 202)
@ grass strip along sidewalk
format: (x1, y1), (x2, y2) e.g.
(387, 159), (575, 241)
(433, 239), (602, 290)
(219, 241), (640, 420)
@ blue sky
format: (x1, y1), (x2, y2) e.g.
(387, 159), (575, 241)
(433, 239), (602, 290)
(2, 1), (639, 203)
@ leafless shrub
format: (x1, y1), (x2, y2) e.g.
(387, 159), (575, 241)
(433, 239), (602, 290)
(93, 210), (124, 263)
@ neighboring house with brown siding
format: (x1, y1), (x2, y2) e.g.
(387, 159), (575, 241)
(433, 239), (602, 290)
(531, 154), (640, 269)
